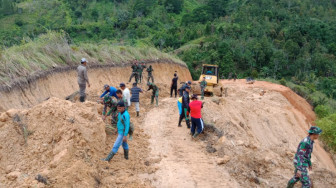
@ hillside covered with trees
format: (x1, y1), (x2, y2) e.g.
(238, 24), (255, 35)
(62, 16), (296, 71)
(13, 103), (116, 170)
(1, 0), (336, 150)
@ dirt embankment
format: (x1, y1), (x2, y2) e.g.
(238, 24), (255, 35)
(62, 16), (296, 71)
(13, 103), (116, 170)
(0, 61), (191, 112)
(0, 61), (191, 187)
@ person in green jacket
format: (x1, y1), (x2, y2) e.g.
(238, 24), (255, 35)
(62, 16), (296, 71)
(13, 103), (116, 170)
(147, 65), (154, 83)
(147, 82), (159, 106)
(287, 126), (322, 188)
(200, 77), (207, 100)
(137, 62), (146, 83)
(102, 95), (118, 127)
(129, 62), (139, 84)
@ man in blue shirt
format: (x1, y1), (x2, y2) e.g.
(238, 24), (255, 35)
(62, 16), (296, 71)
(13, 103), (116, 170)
(102, 101), (130, 162)
(100, 84), (118, 99)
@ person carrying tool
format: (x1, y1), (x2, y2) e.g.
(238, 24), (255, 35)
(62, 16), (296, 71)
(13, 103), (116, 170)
(100, 85), (118, 99)
(200, 77), (207, 100)
(287, 126), (323, 188)
(147, 82), (159, 106)
(189, 94), (204, 138)
(102, 101), (131, 162)
(102, 95), (118, 127)
(129, 61), (139, 83)
(171, 73), (178, 98)
(77, 58), (90, 102)
(178, 86), (191, 128)
(147, 65), (154, 83)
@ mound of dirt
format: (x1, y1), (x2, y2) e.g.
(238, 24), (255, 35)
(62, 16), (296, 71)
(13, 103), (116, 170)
(0, 97), (153, 187)
(199, 80), (336, 187)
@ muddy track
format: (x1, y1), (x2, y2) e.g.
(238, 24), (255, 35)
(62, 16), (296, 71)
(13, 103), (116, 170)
(141, 98), (239, 187)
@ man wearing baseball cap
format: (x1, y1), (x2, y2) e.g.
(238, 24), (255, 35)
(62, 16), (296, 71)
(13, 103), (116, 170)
(189, 94), (204, 138)
(100, 84), (118, 99)
(178, 81), (192, 97)
(102, 101), (131, 162)
(287, 126), (322, 188)
(77, 58), (90, 102)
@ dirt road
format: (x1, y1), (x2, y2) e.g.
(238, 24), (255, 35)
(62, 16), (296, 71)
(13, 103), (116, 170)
(141, 98), (239, 188)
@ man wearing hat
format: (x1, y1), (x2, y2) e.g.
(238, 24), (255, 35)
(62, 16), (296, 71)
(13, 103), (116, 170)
(178, 81), (192, 97)
(77, 58), (90, 102)
(100, 85), (118, 99)
(137, 61), (146, 83)
(287, 126), (323, 188)
(102, 101), (131, 162)
(178, 85), (191, 128)
(102, 95), (118, 127)
(147, 82), (159, 106)
(120, 83), (130, 107)
(129, 61), (139, 84)
(189, 94), (204, 138)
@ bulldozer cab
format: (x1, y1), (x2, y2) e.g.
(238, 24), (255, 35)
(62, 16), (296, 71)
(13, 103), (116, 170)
(199, 64), (219, 84)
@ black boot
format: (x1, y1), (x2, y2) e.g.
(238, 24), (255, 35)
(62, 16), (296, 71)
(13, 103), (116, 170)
(101, 151), (116, 162)
(178, 116), (183, 127)
(137, 112), (139, 117)
(79, 96), (85, 102)
(124, 149), (129, 160)
(186, 119), (191, 129)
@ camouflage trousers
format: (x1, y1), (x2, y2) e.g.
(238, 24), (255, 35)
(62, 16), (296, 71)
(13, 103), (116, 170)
(201, 87), (205, 100)
(111, 111), (118, 127)
(151, 90), (159, 106)
(147, 75), (154, 83)
(129, 72), (139, 83)
(287, 167), (311, 188)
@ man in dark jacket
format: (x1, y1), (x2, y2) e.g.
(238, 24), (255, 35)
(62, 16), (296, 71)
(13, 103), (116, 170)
(178, 81), (192, 97)
(171, 73), (178, 98)
(178, 86), (191, 128)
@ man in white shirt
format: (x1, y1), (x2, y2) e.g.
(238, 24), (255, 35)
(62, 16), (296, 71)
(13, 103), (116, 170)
(120, 83), (131, 107)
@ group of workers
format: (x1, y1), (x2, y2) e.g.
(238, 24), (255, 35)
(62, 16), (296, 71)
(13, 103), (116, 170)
(129, 60), (154, 84)
(77, 58), (323, 188)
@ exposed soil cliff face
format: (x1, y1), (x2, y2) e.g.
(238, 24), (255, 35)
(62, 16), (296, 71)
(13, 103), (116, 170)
(0, 61), (192, 112)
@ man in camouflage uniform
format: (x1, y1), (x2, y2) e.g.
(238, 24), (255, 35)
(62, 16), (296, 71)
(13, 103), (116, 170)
(200, 77), (207, 100)
(287, 126), (322, 188)
(147, 65), (154, 83)
(147, 82), (159, 106)
(129, 62), (139, 84)
(102, 96), (118, 127)
(137, 62), (146, 83)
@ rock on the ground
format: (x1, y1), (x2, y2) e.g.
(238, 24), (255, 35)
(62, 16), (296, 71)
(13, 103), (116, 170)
(6, 171), (21, 181)
(217, 155), (231, 165)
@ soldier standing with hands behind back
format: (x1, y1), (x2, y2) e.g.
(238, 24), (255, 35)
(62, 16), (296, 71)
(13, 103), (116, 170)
(77, 58), (90, 102)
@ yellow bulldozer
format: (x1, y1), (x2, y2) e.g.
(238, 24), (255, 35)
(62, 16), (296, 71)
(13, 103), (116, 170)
(192, 64), (223, 97)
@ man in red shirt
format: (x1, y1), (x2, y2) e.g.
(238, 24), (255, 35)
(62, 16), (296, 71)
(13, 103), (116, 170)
(189, 94), (204, 138)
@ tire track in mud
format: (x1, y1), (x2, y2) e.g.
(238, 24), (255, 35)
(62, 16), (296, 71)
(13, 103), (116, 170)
(141, 97), (239, 188)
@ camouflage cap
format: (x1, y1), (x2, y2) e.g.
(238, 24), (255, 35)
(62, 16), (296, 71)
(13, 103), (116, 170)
(104, 95), (111, 103)
(308, 126), (322, 134)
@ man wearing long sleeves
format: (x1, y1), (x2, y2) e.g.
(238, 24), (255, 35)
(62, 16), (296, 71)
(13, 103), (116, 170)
(77, 58), (90, 102)
(100, 85), (118, 99)
(120, 83), (131, 107)
(178, 86), (191, 128)
(102, 101), (130, 162)
(147, 82), (159, 106)
(287, 126), (322, 188)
